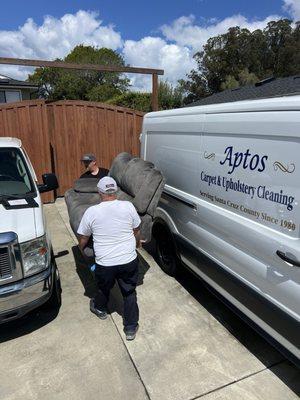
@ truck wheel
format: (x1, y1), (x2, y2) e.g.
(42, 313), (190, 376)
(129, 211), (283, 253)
(45, 266), (62, 310)
(155, 225), (180, 276)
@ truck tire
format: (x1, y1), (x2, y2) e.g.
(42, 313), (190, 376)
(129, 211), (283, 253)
(154, 224), (180, 276)
(45, 265), (62, 310)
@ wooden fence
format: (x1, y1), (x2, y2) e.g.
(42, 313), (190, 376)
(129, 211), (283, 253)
(0, 100), (144, 202)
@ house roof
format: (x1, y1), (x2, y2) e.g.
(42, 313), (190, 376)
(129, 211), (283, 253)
(0, 74), (38, 89)
(188, 75), (300, 107)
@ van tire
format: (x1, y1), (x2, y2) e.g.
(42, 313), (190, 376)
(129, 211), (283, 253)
(154, 224), (180, 276)
(45, 265), (62, 310)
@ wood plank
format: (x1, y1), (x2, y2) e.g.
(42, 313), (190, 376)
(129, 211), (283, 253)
(0, 57), (164, 75)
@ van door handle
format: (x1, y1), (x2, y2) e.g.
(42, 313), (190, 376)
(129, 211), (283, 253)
(276, 250), (300, 267)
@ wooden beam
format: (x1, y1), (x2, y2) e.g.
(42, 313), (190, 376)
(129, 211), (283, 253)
(152, 73), (159, 111)
(0, 57), (164, 76)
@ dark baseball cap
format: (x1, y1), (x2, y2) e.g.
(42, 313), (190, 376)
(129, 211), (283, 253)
(81, 153), (96, 162)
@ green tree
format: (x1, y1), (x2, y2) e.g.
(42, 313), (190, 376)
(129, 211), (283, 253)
(107, 92), (152, 112)
(177, 75), (209, 105)
(181, 19), (300, 103)
(87, 84), (122, 102)
(221, 68), (259, 90)
(158, 80), (184, 110)
(107, 80), (185, 112)
(265, 20), (300, 76)
(238, 68), (259, 86)
(220, 75), (239, 91)
(28, 45), (130, 101)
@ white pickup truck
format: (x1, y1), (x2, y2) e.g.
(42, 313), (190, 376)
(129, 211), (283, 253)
(0, 137), (61, 323)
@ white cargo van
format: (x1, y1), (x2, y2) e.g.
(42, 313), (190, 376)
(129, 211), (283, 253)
(0, 137), (61, 323)
(141, 96), (300, 365)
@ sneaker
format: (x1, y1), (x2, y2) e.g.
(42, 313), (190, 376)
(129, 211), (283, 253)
(124, 324), (139, 341)
(90, 299), (108, 320)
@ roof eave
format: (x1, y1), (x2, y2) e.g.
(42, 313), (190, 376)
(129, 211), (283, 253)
(0, 85), (38, 90)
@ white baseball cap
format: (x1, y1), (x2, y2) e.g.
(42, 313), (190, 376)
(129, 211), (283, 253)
(97, 176), (118, 194)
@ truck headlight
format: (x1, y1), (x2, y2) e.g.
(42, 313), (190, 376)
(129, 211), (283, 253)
(21, 235), (50, 277)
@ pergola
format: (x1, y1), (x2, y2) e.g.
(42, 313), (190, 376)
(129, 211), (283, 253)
(0, 57), (164, 111)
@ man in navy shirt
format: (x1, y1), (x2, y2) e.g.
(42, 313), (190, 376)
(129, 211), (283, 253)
(80, 153), (108, 179)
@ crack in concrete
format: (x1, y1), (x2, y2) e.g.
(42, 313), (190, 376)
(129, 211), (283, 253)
(188, 360), (286, 400)
(109, 315), (152, 400)
(54, 200), (77, 245)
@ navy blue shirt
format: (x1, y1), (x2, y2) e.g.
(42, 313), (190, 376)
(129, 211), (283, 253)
(80, 167), (109, 179)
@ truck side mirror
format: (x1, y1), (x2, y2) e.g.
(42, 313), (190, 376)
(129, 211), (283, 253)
(38, 173), (59, 193)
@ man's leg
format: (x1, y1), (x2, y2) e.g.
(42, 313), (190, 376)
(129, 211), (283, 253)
(94, 265), (116, 312)
(117, 258), (139, 336)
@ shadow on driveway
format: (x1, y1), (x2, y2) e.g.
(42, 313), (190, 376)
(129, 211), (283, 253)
(0, 307), (59, 343)
(144, 239), (300, 397)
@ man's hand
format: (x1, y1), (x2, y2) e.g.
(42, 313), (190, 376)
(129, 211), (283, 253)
(133, 227), (145, 249)
(78, 234), (90, 253)
(137, 239), (146, 249)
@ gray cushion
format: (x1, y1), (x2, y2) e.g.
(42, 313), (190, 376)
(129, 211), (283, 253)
(121, 158), (153, 196)
(121, 158), (163, 214)
(74, 178), (98, 193)
(116, 189), (133, 202)
(147, 176), (166, 217)
(109, 152), (133, 186)
(65, 152), (165, 243)
(140, 214), (153, 242)
(65, 189), (99, 234)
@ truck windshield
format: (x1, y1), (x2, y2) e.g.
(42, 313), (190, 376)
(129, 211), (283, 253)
(0, 148), (35, 197)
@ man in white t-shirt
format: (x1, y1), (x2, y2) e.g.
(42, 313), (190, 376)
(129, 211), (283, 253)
(77, 176), (142, 340)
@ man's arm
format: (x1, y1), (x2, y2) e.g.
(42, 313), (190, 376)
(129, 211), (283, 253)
(133, 226), (146, 249)
(78, 234), (90, 253)
(77, 208), (92, 252)
(130, 203), (144, 248)
(133, 227), (141, 248)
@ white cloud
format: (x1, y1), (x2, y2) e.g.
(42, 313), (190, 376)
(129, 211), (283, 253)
(283, 0), (300, 20)
(160, 14), (281, 51)
(125, 13), (282, 90)
(18, 11), (122, 59)
(123, 36), (196, 90)
(0, 10), (122, 80)
(0, 3), (295, 91)
(0, 65), (34, 81)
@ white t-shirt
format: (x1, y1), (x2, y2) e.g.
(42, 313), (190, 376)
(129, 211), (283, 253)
(77, 200), (141, 266)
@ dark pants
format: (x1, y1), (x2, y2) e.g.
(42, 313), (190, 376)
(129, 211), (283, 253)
(94, 257), (139, 330)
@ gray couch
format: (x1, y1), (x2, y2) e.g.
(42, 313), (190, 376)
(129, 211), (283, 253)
(65, 152), (165, 257)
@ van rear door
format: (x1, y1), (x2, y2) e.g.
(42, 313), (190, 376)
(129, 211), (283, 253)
(143, 114), (204, 260)
(198, 110), (300, 356)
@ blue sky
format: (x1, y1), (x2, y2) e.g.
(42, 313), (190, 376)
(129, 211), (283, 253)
(0, 0), (290, 39)
(0, 0), (298, 89)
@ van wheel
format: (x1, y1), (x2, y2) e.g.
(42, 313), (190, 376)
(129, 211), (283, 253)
(155, 226), (179, 276)
(45, 266), (62, 310)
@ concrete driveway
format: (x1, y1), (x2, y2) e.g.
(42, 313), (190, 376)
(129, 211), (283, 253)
(0, 198), (299, 400)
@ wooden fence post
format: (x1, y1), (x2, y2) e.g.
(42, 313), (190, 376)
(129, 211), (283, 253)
(152, 73), (159, 111)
